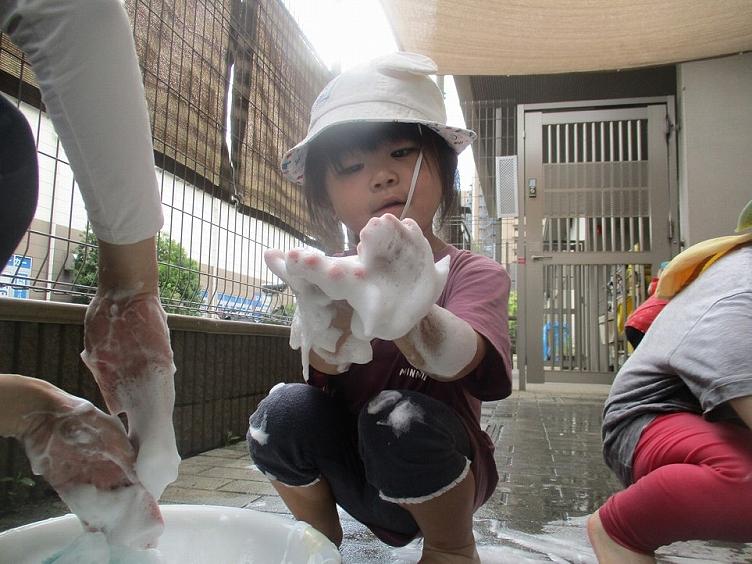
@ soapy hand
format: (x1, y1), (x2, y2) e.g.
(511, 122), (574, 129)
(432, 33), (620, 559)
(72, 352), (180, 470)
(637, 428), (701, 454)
(20, 390), (163, 548)
(353, 214), (449, 339)
(265, 249), (372, 380)
(81, 292), (180, 499)
(284, 215), (448, 340)
(264, 215), (449, 378)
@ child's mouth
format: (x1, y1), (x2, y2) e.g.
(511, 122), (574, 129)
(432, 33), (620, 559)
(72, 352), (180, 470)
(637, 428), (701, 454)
(374, 200), (405, 216)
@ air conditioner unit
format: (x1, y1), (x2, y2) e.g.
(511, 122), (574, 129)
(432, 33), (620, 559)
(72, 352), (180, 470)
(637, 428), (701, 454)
(495, 155), (518, 218)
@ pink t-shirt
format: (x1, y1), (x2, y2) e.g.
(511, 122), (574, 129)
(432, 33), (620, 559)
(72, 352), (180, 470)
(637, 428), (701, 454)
(309, 244), (513, 510)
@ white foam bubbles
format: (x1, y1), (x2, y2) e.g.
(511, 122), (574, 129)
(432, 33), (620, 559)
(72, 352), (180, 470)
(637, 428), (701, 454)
(265, 215), (449, 380)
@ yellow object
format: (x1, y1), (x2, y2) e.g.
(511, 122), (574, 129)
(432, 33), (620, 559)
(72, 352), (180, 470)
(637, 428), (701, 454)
(737, 199), (752, 233)
(616, 295), (634, 335)
(655, 232), (752, 299)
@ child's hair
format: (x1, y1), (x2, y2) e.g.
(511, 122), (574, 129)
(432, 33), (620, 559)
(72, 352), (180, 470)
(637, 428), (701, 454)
(303, 122), (458, 250)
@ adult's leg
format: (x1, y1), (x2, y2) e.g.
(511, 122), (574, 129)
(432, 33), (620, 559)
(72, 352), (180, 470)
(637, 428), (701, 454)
(0, 95), (38, 266)
(359, 390), (479, 563)
(247, 383), (418, 547)
(593, 412), (752, 560)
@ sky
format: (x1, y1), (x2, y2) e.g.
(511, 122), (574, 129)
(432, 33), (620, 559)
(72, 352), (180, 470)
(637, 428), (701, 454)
(281, 0), (476, 194)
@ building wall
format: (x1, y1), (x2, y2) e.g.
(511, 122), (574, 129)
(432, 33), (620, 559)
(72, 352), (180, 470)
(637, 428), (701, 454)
(677, 53), (752, 246)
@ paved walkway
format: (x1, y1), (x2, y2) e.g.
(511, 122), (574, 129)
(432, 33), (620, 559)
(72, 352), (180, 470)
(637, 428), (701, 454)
(3, 383), (751, 562)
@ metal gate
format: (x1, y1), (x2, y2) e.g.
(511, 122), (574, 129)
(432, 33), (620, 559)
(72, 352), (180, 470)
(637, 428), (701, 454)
(517, 98), (679, 385)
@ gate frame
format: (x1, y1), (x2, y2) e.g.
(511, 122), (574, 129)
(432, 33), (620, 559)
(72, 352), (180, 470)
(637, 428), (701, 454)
(515, 96), (679, 390)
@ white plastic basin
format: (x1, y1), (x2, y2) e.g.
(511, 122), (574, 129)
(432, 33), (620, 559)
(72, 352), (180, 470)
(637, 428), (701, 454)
(0, 504), (341, 563)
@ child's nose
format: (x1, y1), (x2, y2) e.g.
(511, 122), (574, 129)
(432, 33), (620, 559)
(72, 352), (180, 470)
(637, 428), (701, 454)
(371, 168), (398, 191)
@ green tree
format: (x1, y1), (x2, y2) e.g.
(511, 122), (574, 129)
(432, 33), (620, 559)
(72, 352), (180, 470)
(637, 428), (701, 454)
(72, 231), (203, 315)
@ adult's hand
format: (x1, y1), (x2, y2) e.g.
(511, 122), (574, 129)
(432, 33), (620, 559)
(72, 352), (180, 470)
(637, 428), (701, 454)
(81, 236), (180, 499)
(1, 375), (163, 548)
(81, 290), (180, 500)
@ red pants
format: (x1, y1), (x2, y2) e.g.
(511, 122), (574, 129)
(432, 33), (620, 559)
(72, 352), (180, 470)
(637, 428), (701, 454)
(600, 412), (752, 554)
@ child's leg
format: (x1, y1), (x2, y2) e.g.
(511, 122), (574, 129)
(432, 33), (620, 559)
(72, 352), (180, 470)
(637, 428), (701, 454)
(358, 390), (479, 563)
(401, 470), (480, 563)
(247, 383), (418, 546)
(271, 477), (343, 546)
(592, 412), (752, 558)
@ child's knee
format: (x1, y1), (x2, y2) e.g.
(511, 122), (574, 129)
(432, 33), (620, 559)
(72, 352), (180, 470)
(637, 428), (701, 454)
(358, 390), (421, 451)
(246, 383), (342, 486)
(358, 390), (470, 500)
(247, 383), (322, 447)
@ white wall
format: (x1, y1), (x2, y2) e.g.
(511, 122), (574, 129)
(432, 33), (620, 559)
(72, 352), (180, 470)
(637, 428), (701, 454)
(677, 53), (752, 246)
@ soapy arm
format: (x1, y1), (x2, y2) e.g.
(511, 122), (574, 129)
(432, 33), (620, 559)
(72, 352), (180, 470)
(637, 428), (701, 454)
(81, 237), (180, 499)
(395, 305), (486, 380)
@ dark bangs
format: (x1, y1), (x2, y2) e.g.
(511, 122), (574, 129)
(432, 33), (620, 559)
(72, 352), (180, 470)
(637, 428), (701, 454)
(303, 122), (459, 251)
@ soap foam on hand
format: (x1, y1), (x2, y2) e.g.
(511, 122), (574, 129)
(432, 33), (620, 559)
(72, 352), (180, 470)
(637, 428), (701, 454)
(264, 215), (449, 380)
(21, 394), (164, 553)
(81, 291), (181, 500)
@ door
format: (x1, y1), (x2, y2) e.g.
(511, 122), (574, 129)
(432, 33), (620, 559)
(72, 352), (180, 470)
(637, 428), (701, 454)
(518, 100), (678, 385)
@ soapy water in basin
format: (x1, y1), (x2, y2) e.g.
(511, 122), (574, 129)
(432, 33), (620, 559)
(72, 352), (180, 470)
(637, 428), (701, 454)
(0, 505), (340, 564)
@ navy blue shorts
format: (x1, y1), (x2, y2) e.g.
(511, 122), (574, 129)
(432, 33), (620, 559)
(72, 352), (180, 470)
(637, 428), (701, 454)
(247, 384), (473, 547)
(0, 95), (38, 266)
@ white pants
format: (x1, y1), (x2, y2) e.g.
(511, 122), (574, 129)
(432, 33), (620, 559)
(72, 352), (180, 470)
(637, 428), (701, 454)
(0, 0), (163, 244)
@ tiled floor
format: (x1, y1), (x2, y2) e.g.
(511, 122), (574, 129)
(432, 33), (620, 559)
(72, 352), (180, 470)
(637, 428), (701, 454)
(3, 383), (751, 562)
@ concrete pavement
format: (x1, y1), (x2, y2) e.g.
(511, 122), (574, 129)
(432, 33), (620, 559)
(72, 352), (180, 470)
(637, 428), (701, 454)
(2, 383), (750, 562)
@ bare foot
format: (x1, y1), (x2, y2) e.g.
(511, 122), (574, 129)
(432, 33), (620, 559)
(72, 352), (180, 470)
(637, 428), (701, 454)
(587, 509), (655, 564)
(419, 542), (480, 563)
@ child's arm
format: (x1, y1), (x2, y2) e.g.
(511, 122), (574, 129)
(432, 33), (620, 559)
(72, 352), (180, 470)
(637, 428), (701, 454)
(395, 304), (487, 381)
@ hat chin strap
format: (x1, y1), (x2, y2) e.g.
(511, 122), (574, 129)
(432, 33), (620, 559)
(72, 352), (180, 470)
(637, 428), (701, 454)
(400, 149), (423, 221)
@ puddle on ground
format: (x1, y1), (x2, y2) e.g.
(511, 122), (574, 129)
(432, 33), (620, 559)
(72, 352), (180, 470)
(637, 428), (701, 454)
(380, 516), (752, 564)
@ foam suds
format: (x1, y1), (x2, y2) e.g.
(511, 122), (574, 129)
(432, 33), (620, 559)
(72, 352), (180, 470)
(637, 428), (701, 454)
(379, 399), (424, 437)
(21, 397), (163, 551)
(80, 292), (181, 500)
(61, 484), (163, 549)
(265, 215), (449, 380)
(248, 413), (270, 445)
(367, 391), (402, 414)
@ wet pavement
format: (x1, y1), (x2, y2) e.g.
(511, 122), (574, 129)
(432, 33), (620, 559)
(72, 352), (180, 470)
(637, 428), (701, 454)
(3, 382), (751, 562)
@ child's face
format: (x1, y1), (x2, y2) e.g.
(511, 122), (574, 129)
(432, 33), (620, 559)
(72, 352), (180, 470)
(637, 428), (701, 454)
(324, 137), (442, 237)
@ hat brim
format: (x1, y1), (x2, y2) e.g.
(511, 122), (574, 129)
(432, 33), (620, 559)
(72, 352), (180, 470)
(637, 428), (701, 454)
(280, 117), (476, 185)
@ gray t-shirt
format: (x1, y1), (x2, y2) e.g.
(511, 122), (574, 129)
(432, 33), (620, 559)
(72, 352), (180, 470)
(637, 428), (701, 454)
(602, 245), (752, 486)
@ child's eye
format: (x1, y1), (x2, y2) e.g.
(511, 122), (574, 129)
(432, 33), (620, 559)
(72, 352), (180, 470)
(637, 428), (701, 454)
(391, 146), (419, 158)
(335, 162), (363, 175)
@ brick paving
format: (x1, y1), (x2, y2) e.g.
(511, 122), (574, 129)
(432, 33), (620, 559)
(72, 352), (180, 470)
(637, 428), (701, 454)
(3, 382), (751, 562)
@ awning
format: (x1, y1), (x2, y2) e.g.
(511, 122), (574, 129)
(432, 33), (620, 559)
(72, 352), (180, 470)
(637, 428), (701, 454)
(380, 0), (752, 75)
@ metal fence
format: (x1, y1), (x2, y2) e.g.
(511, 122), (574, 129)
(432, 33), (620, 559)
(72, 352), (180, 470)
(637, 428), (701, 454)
(0, 0), (332, 324)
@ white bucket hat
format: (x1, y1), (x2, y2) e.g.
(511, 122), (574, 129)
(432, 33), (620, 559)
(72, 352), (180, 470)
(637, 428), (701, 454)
(280, 51), (477, 185)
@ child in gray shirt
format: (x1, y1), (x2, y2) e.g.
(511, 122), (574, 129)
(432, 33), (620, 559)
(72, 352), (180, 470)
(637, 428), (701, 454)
(589, 243), (752, 562)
